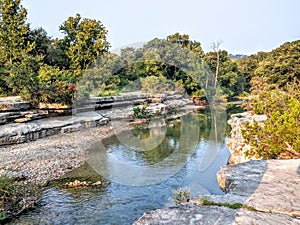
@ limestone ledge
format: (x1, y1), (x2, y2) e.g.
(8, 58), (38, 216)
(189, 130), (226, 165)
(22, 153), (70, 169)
(0, 93), (197, 146)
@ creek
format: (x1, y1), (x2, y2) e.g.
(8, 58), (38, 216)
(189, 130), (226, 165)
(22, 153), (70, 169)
(10, 106), (242, 225)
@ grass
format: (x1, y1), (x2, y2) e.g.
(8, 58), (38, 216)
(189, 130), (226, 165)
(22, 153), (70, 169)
(199, 198), (256, 211)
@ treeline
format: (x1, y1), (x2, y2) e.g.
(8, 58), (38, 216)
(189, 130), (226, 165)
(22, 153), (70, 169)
(0, 0), (248, 105)
(0, 0), (299, 109)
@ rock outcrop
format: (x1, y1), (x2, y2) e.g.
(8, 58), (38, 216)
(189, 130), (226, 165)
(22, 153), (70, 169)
(133, 204), (300, 225)
(226, 112), (267, 164)
(0, 92), (197, 146)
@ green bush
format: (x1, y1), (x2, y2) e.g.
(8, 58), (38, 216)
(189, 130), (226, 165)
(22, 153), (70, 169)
(37, 65), (77, 105)
(140, 76), (173, 94)
(133, 106), (153, 119)
(242, 97), (300, 159)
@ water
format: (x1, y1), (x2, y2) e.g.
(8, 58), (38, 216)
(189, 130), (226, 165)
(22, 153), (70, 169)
(11, 107), (238, 225)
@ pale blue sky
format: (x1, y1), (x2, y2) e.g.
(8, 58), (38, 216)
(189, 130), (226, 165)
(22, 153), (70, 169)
(23, 0), (300, 55)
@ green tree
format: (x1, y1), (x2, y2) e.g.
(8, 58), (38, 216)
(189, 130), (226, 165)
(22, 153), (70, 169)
(28, 27), (51, 58)
(59, 13), (110, 78)
(0, 0), (36, 95)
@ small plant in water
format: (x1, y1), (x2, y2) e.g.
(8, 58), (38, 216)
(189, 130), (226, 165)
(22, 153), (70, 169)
(173, 188), (190, 204)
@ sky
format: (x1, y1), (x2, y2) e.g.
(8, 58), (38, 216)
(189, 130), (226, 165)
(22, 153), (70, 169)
(22, 0), (300, 55)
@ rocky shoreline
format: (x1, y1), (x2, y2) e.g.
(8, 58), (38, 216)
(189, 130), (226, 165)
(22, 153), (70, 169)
(134, 112), (300, 224)
(0, 92), (198, 185)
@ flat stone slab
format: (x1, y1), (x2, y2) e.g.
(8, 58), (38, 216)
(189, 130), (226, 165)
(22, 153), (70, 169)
(217, 159), (300, 217)
(0, 112), (109, 146)
(133, 204), (300, 225)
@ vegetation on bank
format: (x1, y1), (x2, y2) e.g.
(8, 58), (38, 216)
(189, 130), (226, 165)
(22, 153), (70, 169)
(240, 40), (300, 159)
(0, 177), (41, 223)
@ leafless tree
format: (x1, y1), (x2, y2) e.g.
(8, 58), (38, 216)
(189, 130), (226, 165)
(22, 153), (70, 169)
(211, 41), (223, 88)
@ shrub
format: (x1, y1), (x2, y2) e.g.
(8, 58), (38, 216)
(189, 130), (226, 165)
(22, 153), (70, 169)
(133, 106), (152, 119)
(242, 97), (300, 159)
(37, 65), (77, 106)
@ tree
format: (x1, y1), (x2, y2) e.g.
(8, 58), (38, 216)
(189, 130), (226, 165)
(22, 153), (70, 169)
(211, 41), (222, 89)
(59, 13), (110, 78)
(28, 27), (51, 58)
(0, 0), (36, 95)
(167, 32), (204, 57)
(204, 49), (245, 99)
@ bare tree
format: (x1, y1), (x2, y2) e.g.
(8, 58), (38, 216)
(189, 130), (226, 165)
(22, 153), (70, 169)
(211, 41), (223, 88)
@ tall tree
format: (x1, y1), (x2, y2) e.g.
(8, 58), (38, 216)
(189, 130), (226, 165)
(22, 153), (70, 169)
(0, 0), (36, 95)
(0, 0), (34, 65)
(211, 41), (222, 88)
(59, 13), (110, 78)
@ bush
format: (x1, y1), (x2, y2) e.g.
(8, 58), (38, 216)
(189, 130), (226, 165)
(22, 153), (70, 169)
(37, 65), (77, 106)
(242, 97), (300, 159)
(133, 106), (153, 119)
(140, 76), (173, 94)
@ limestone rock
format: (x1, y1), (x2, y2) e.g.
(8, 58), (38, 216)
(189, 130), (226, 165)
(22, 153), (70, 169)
(217, 159), (300, 217)
(226, 112), (267, 164)
(133, 204), (237, 225)
(134, 204), (300, 225)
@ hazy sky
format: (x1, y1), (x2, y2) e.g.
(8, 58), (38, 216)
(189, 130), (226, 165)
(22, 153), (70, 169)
(22, 0), (300, 55)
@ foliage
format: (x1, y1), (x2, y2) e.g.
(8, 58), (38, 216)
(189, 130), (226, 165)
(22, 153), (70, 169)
(133, 106), (153, 119)
(242, 79), (300, 159)
(242, 97), (300, 159)
(204, 50), (246, 99)
(0, 0), (36, 95)
(0, 177), (41, 223)
(36, 65), (77, 105)
(59, 13), (110, 78)
(236, 51), (269, 91)
(199, 198), (255, 210)
(173, 188), (190, 205)
(140, 76), (173, 94)
(254, 40), (300, 88)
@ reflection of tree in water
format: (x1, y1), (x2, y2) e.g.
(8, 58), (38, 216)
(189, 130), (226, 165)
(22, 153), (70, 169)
(137, 120), (182, 164)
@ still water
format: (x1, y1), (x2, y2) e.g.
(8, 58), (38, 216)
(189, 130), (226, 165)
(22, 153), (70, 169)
(11, 107), (237, 225)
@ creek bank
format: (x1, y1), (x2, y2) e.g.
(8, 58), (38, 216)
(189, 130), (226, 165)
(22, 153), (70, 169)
(0, 92), (198, 146)
(134, 112), (300, 224)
